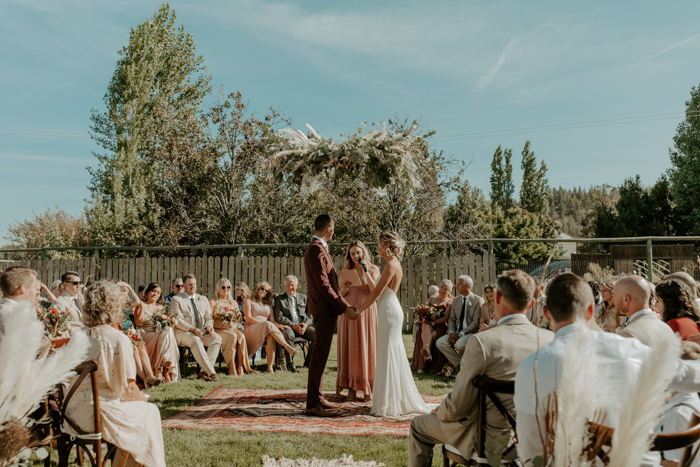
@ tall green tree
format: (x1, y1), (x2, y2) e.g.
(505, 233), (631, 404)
(87, 3), (211, 247)
(519, 140), (549, 216)
(489, 145), (515, 209)
(667, 83), (700, 235)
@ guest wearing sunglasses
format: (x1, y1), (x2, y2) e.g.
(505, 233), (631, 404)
(164, 277), (183, 311)
(209, 279), (255, 376)
(51, 271), (85, 331)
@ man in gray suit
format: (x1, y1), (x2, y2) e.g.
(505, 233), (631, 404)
(409, 270), (554, 466)
(614, 275), (675, 348)
(273, 275), (314, 372)
(436, 275), (485, 367)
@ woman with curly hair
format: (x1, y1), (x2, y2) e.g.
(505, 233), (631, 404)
(65, 280), (165, 467)
(243, 281), (297, 373)
(656, 277), (700, 340)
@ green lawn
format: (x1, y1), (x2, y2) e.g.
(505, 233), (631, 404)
(143, 333), (455, 466)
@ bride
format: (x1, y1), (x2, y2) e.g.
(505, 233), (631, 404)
(356, 231), (433, 416)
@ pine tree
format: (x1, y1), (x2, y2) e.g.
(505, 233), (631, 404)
(489, 145), (515, 209)
(519, 140), (549, 216)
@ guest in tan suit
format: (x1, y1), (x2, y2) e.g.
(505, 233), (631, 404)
(51, 271), (85, 330)
(614, 275), (676, 347)
(170, 274), (221, 382)
(409, 270), (555, 466)
(436, 275), (485, 368)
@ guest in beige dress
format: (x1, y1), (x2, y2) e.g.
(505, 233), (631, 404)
(66, 280), (166, 467)
(598, 280), (620, 332)
(337, 240), (379, 402)
(134, 283), (180, 383)
(478, 284), (498, 332)
(210, 278), (255, 376)
(243, 281), (297, 373)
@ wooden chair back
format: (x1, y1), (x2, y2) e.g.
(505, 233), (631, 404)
(589, 414), (700, 466)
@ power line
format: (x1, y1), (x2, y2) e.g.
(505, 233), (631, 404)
(0, 128), (91, 139)
(431, 111), (699, 142)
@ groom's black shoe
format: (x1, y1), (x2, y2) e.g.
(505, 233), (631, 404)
(288, 363), (297, 373)
(305, 406), (337, 418)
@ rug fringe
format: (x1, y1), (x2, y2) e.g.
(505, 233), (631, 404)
(261, 454), (385, 466)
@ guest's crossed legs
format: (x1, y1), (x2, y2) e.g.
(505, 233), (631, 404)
(435, 333), (472, 367)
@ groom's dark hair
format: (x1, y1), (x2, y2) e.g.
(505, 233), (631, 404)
(314, 214), (333, 233)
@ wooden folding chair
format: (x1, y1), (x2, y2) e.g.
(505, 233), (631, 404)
(588, 414), (700, 466)
(443, 376), (518, 466)
(52, 360), (121, 467)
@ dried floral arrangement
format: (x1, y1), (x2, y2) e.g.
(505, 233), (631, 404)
(267, 122), (433, 190)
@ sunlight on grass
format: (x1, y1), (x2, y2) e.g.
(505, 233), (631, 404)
(146, 334), (452, 466)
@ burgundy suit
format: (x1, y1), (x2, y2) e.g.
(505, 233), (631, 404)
(305, 237), (349, 409)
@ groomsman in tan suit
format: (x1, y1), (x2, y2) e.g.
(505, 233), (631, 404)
(51, 271), (85, 330)
(614, 275), (675, 348)
(436, 275), (484, 367)
(409, 270), (554, 466)
(1, 267), (51, 355)
(170, 274), (221, 382)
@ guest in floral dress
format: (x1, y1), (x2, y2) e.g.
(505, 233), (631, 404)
(134, 283), (180, 383)
(210, 278), (255, 376)
(337, 240), (380, 401)
(66, 280), (166, 467)
(242, 281), (297, 373)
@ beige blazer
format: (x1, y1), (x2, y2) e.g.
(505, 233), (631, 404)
(436, 314), (555, 457)
(51, 293), (84, 329)
(617, 311), (676, 348)
(448, 293), (485, 335)
(169, 292), (213, 333)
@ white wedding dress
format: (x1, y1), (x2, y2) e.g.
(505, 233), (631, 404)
(371, 284), (434, 416)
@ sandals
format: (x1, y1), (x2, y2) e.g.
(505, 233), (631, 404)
(421, 347), (432, 361)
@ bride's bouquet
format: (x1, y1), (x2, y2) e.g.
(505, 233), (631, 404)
(412, 304), (440, 324)
(150, 307), (177, 331)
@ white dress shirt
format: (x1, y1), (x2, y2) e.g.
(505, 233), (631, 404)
(496, 313), (521, 326)
(313, 236), (328, 250)
(655, 392), (700, 466)
(515, 322), (700, 467)
(627, 308), (655, 323)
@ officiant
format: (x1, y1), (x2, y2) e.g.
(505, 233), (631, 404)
(273, 275), (314, 372)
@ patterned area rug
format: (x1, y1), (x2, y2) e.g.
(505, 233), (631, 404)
(162, 387), (445, 437)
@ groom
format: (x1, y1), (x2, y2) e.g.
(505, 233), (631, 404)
(305, 214), (359, 417)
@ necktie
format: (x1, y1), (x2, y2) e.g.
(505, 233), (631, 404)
(290, 296), (298, 324)
(191, 297), (202, 329)
(458, 297), (467, 333)
(73, 296), (83, 315)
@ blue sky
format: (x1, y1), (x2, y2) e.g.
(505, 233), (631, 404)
(1, 0), (699, 245)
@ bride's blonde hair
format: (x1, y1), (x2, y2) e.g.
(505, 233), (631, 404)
(379, 231), (405, 260)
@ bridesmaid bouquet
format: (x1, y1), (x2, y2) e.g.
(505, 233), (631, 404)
(412, 304), (440, 324)
(38, 307), (71, 339)
(125, 327), (145, 346)
(150, 307), (177, 332)
(214, 306), (242, 324)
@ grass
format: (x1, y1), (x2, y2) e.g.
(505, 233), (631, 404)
(142, 333), (453, 466)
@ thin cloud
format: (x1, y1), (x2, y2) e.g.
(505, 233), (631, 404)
(629, 31), (700, 68)
(473, 38), (520, 96)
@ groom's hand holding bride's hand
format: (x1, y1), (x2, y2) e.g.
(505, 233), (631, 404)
(344, 307), (360, 321)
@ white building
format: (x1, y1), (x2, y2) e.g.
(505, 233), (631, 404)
(558, 233), (577, 259)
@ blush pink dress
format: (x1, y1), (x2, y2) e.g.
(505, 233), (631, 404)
(336, 273), (378, 396)
(243, 300), (281, 354)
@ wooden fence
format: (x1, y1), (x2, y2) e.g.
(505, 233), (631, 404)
(3, 254), (497, 328)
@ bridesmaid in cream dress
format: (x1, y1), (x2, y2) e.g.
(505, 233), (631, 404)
(134, 283), (180, 383)
(66, 281), (165, 467)
(210, 278), (255, 376)
(337, 240), (379, 402)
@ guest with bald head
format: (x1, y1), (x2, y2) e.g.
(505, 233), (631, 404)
(614, 275), (676, 347)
